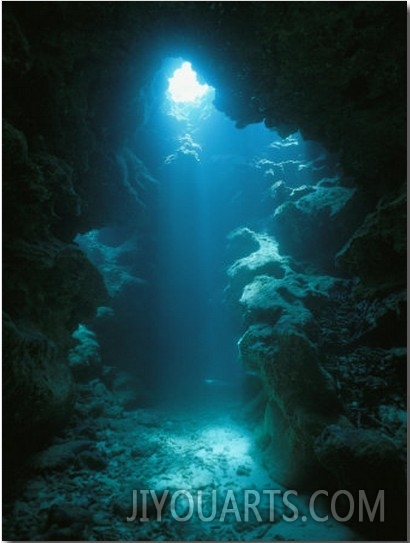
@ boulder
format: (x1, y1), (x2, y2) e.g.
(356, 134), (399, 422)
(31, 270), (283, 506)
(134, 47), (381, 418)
(239, 324), (343, 486)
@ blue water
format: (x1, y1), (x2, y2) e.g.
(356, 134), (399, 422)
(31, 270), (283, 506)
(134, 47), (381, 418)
(75, 67), (330, 403)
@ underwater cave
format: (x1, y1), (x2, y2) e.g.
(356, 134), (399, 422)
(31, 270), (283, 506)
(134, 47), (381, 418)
(2, 2), (407, 542)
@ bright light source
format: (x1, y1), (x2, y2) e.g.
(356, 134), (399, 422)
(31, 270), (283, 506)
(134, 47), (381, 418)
(168, 61), (211, 103)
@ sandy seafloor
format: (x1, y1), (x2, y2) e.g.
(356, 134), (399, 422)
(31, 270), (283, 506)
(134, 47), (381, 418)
(3, 385), (362, 541)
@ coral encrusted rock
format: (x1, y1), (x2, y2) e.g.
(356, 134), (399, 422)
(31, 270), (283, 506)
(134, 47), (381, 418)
(226, 230), (290, 302)
(239, 272), (343, 330)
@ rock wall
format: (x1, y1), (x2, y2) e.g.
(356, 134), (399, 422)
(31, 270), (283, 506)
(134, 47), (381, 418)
(225, 153), (405, 537)
(2, 3), (154, 486)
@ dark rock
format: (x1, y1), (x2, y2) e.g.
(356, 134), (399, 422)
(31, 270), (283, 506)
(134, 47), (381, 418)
(3, 241), (108, 345)
(271, 180), (363, 266)
(3, 314), (75, 455)
(314, 424), (407, 539)
(32, 440), (93, 473)
(2, 11), (32, 76)
(77, 450), (107, 471)
(239, 324), (343, 486)
(44, 503), (92, 539)
(336, 186), (406, 293)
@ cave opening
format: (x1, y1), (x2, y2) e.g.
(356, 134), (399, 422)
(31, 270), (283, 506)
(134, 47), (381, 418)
(167, 60), (212, 104)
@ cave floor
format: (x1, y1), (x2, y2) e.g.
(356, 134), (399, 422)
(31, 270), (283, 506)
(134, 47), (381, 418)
(4, 387), (363, 541)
